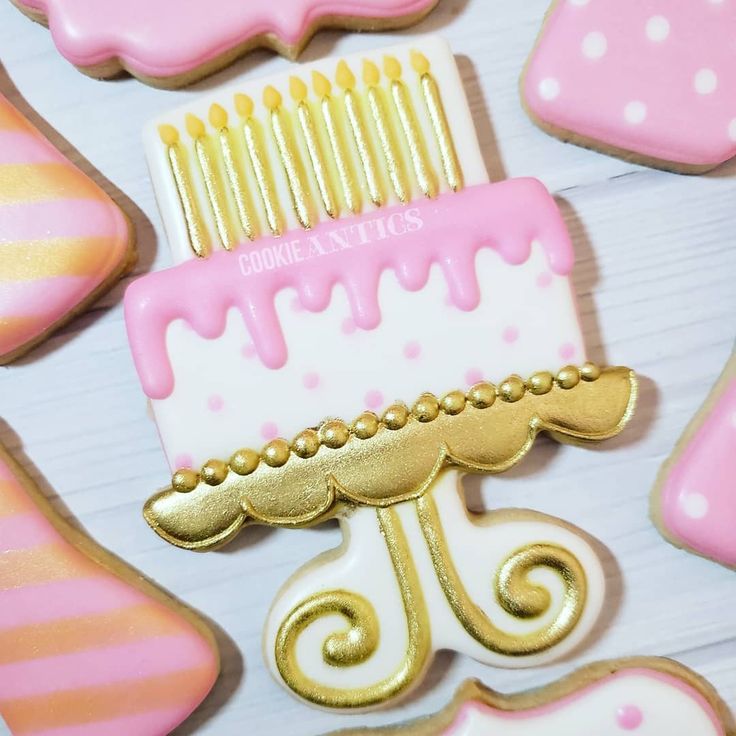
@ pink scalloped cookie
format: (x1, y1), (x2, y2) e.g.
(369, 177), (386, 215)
(0, 441), (219, 734)
(522, 0), (736, 173)
(0, 93), (135, 364)
(652, 353), (736, 569)
(10, 0), (439, 88)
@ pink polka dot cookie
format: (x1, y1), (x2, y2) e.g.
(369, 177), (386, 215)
(652, 350), (736, 569)
(10, 0), (439, 88)
(328, 658), (732, 735)
(522, 0), (736, 173)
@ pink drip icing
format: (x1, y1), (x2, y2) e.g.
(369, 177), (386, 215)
(125, 180), (574, 401)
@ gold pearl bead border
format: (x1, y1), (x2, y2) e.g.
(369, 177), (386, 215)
(171, 363), (603, 493)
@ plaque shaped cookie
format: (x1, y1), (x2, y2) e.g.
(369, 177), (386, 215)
(0, 441), (218, 734)
(11, 0), (439, 87)
(522, 0), (736, 173)
(125, 37), (638, 710)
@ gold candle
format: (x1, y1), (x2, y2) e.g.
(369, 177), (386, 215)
(208, 104), (258, 241)
(290, 76), (338, 220)
(185, 113), (237, 250)
(363, 59), (409, 203)
(336, 60), (384, 208)
(383, 55), (438, 199)
(234, 93), (284, 237)
(312, 71), (361, 216)
(158, 124), (211, 258)
(410, 50), (463, 192)
(263, 85), (314, 230)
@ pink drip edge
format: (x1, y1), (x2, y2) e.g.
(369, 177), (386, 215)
(125, 179), (575, 401)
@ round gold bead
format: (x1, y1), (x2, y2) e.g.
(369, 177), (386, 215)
(467, 382), (496, 409)
(262, 439), (291, 467)
(527, 371), (554, 396)
(412, 394), (440, 423)
(229, 448), (260, 476)
(557, 365), (581, 390)
(292, 429), (321, 459)
(320, 420), (350, 449)
(353, 412), (380, 440)
(201, 459), (229, 486)
(172, 469), (199, 493)
(441, 390), (467, 415)
(383, 404), (410, 430)
(499, 376), (526, 403)
(580, 362), (602, 382)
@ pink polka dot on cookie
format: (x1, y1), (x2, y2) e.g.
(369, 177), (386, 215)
(466, 369), (484, 385)
(616, 704), (643, 730)
(303, 372), (320, 390)
(261, 422), (279, 441)
(342, 318), (356, 335)
(174, 454), (194, 470)
(207, 394), (224, 412)
(537, 272), (553, 289)
(503, 326), (519, 344)
(404, 341), (421, 360)
(559, 342), (577, 361)
(242, 343), (257, 359)
(290, 296), (304, 312)
(365, 390), (384, 411)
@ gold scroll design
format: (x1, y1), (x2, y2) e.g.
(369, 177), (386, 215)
(144, 366), (637, 551)
(274, 501), (586, 708)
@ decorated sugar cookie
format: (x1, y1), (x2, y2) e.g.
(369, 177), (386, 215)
(522, 1), (736, 173)
(329, 658), (734, 735)
(125, 37), (638, 710)
(0, 441), (218, 734)
(0, 92), (135, 364)
(652, 350), (736, 569)
(10, 0), (439, 88)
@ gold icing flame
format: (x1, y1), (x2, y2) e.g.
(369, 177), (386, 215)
(208, 104), (228, 129)
(263, 85), (283, 111)
(290, 76), (309, 103)
(312, 71), (333, 97)
(185, 114), (206, 139)
(336, 61), (357, 90)
(363, 60), (381, 87)
(158, 124), (180, 146)
(410, 50), (431, 76)
(234, 93), (254, 118)
(383, 55), (403, 81)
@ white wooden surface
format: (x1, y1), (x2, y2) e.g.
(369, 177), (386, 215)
(1, 1), (735, 734)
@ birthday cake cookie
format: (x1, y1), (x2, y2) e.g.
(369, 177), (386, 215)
(125, 37), (637, 710)
(0, 441), (218, 735)
(0, 92), (135, 364)
(11, 0), (439, 88)
(522, 0), (736, 173)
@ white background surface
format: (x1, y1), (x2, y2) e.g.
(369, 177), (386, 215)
(0, 1), (735, 734)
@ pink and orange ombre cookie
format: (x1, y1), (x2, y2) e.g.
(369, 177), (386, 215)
(0, 93), (135, 364)
(10, 0), (439, 88)
(0, 441), (218, 734)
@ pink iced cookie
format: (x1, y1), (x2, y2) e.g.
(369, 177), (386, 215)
(11, 0), (439, 87)
(522, 0), (736, 173)
(0, 442), (219, 734)
(653, 354), (736, 568)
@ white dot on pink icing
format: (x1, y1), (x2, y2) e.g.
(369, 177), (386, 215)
(539, 78), (560, 101)
(466, 369), (484, 385)
(261, 422), (279, 441)
(503, 326), (520, 344)
(616, 704), (643, 730)
(303, 372), (320, 390)
(242, 343), (257, 359)
(559, 343), (576, 361)
(582, 31), (607, 59)
(365, 390), (384, 411)
(624, 101), (647, 125)
(537, 272), (553, 289)
(695, 68), (718, 95)
(207, 394), (224, 412)
(174, 453), (194, 470)
(681, 492), (709, 520)
(568, 0), (590, 5)
(730, 411), (736, 428)
(341, 317), (357, 335)
(646, 16), (670, 42)
(729, 119), (736, 142)
(404, 341), (422, 360)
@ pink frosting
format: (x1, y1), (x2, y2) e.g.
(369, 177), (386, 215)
(15, 0), (436, 78)
(524, 0), (736, 168)
(124, 178), (575, 401)
(659, 379), (736, 567)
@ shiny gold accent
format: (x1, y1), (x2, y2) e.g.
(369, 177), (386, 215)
(313, 72), (361, 216)
(274, 507), (431, 708)
(557, 366), (581, 390)
(146, 366), (637, 550)
(172, 469), (199, 493)
(416, 492), (586, 655)
(208, 104), (258, 241)
(293, 430), (321, 459)
(499, 376), (526, 403)
(383, 404), (410, 431)
(363, 60), (410, 203)
(264, 86), (314, 230)
(410, 50), (463, 193)
(336, 61), (384, 208)
(383, 56), (438, 199)
(412, 394), (440, 423)
(290, 76), (339, 220)
(158, 125), (211, 258)
(467, 383), (496, 410)
(441, 390), (466, 416)
(201, 459), (228, 486)
(263, 439), (291, 468)
(185, 114), (237, 250)
(580, 362), (602, 382)
(353, 412), (380, 440)
(320, 421), (350, 450)
(230, 448), (260, 476)
(235, 93), (284, 237)
(528, 372), (554, 396)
